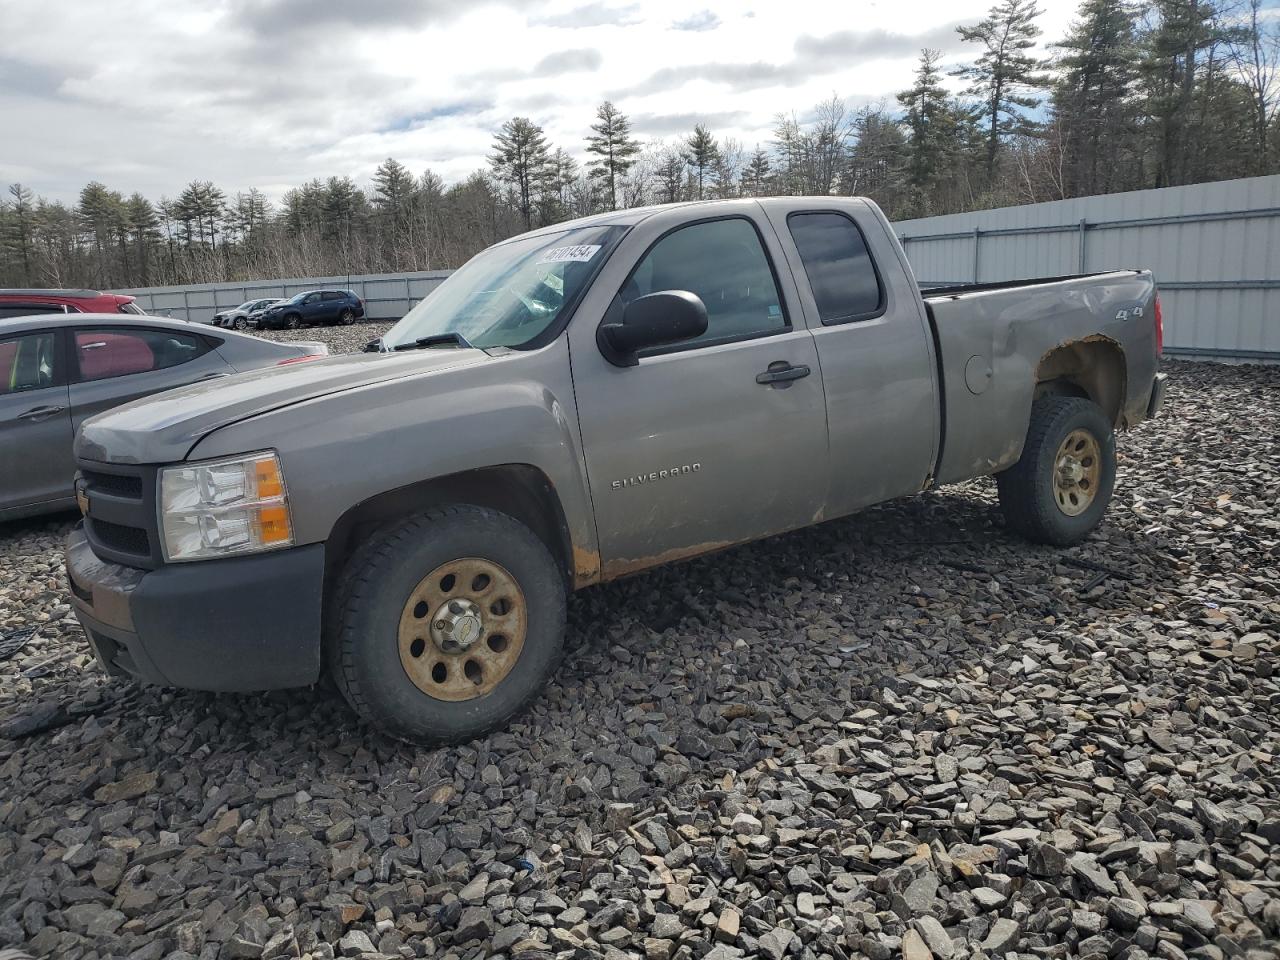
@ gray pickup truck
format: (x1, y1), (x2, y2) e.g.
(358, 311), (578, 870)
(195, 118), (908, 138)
(67, 197), (1166, 743)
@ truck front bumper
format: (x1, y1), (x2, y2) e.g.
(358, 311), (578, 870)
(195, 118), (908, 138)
(66, 524), (325, 691)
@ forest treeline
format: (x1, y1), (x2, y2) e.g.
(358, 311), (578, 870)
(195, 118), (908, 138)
(1, 0), (1277, 291)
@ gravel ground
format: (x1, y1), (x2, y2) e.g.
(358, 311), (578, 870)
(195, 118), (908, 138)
(0, 348), (1278, 960)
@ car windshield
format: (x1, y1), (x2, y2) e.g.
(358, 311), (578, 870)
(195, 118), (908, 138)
(381, 225), (626, 351)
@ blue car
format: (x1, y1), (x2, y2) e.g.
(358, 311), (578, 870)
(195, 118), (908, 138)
(257, 290), (366, 330)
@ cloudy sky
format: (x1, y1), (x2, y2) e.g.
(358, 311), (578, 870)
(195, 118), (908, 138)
(1, 0), (1082, 204)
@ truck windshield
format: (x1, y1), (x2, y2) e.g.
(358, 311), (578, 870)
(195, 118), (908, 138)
(381, 225), (626, 350)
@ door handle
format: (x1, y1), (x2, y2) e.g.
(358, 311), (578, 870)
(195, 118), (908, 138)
(756, 362), (811, 386)
(17, 405), (65, 422)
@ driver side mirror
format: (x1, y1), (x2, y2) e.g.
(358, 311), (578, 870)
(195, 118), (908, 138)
(599, 290), (708, 366)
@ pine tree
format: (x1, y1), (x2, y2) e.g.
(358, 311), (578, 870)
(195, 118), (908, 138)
(6, 184), (35, 284)
(655, 148), (687, 203)
(955, 0), (1049, 175)
(1052, 0), (1139, 197)
(372, 158), (417, 218)
(898, 50), (966, 213)
(123, 193), (160, 285)
(490, 117), (552, 229)
(585, 101), (640, 211)
(683, 125), (719, 200)
(741, 147), (772, 196)
(845, 106), (907, 211)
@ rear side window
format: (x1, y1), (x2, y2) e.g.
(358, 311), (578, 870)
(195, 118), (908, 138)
(787, 212), (884, 324)
(0, 332), (60, 395)
(322, 292), (344, 301)
(74, 328), (210, 382)
(118, 302), (146, 315)
(0, 305), (66, 318)
(620, 217), (787, 350)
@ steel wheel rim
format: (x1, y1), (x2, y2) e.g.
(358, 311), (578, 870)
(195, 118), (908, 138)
(397, 557), (527, 701)
(1054, 428), (1101, 516)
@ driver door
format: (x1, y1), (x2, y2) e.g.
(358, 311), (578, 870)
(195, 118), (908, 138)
(569, 211), (829, 579)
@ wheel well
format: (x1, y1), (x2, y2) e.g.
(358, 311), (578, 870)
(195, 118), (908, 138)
(324, 464), (574, 590)
(1034, 338), (1127, 426)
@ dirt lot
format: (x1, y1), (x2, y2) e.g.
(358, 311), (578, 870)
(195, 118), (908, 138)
(1, 340), (1277, 960)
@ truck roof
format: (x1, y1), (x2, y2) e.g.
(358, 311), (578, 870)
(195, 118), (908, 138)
(502, 197), (872, 245)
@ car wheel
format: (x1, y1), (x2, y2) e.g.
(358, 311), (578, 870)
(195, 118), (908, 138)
(339, 308), (355, 325)
(233, 317), (247, 331)
(996, 395), (1116, 546)
(284, 314), (302, 330)
(328, 505), (566, 744)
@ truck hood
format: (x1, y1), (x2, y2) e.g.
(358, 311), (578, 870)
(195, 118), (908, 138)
(76, 348), (488, 464)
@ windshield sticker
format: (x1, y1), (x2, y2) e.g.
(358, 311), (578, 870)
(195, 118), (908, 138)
(539, 244), (601, 264)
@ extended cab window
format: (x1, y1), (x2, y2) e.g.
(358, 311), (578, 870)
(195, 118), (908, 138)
(74, 328), (210, 382)
(622, 218), (785, 349)
(0, 332), (59, 395)
(787, 212), (884, 324)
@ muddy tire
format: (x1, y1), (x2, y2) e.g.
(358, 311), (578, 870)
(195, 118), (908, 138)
(328, 506), (566, 744)
(997, 395), (1116, 546)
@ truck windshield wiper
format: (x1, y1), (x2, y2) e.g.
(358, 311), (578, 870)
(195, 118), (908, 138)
(391, 333), (474, 351)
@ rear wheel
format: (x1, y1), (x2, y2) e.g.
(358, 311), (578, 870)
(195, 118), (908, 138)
(328, 506), (566, 744)
(997, 395), (1116, 546)
(338, 308), (355, 325)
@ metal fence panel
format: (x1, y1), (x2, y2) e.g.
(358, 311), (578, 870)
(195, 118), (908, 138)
(896, 173), (1280, 360)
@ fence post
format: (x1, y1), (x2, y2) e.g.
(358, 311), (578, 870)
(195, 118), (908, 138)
(1077, 218), (1088, 273)
(182, 290), (190, 323)
(972, 227), (981, 283)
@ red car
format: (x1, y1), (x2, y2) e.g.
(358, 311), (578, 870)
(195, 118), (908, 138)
(0, 288), (147, 319)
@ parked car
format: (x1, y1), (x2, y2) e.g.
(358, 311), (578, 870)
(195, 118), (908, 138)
(67, 197), (1166, 744)
(0, 288), (146, 319)
(212, 298), (283, 330)
(256, 290), (365, 329)
(1, 313), (327, 521)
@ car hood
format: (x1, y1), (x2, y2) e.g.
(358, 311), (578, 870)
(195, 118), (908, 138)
(76, 348), (489, 464)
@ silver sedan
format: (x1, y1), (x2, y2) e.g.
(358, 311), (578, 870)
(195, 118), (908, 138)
(0, 312), (326, 521)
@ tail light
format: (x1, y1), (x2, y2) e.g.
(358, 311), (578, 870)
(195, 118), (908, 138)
(276, 353), (324, 366)
(1153, 294), (1163, 356)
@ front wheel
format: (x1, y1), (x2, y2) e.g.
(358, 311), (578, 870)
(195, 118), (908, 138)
(328, 506), (566, 744)
(284, 313), (302, 330)
(233, 317), (247, 331)
(996, 395), (1116, 546)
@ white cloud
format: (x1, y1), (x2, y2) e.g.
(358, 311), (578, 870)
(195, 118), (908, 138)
(0, 0), (1081, 204)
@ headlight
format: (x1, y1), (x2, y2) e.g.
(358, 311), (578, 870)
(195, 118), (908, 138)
(160, 451), (294, 561)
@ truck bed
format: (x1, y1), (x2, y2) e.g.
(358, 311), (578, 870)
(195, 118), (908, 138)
(923, 270), (1159, 486)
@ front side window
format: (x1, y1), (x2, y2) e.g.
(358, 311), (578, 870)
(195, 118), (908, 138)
(382, 224), (626, 351)
(620, 218), (786, 350)
(0, 332), (59, 395)
(787, 212), (884, 324)
(75, 328), (209, 382)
